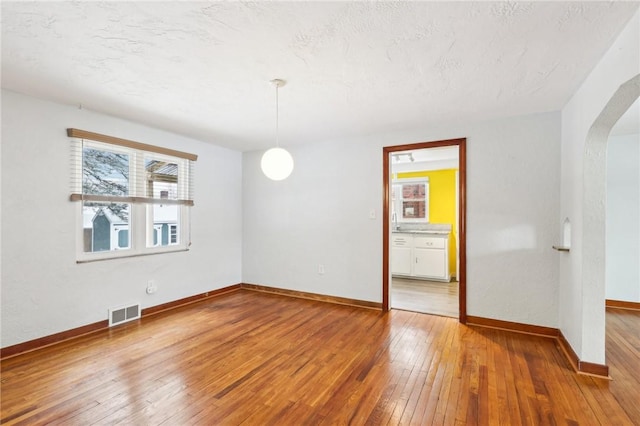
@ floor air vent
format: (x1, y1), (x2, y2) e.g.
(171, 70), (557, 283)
(109, 303), (141, 327)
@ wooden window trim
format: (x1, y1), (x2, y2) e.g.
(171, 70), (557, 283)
(69, 193), (194, 206)
(67, 128), (198, 161)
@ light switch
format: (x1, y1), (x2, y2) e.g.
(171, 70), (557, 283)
(369, 209), (376, 219)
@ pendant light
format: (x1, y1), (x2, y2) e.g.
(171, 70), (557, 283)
(261, 79), (294, 181)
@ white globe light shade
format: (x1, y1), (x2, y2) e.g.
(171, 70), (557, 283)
(261, 147), (294, 181)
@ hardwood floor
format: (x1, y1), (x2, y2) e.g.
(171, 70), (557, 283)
(391, 277), (458, 317)
(606, 307), (640, 423)
(1, 290), (638, 425)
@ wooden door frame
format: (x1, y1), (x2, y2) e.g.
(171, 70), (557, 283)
(382, 138), (467, 323)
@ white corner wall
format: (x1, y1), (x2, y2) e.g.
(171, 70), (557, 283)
(1, 90), (243, 348)
(606, 133), (640, 302)
(243, 111), (560, 327)
(560, 9), (640, 364)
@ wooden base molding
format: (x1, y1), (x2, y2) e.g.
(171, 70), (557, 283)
(606, 299), (640, 311)
(1, 286), (610, 380)
(467, 316), (610, 379)
(557, 331), (610, 378)
(241, 283), (382, 310)
(142, 284), (241, 316)
(0, 320), (109, 360)
(466, 315), (558, 338)
(0, 284), (242, 360)
(1, 283), (374, 359)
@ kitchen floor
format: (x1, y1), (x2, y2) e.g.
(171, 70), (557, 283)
(391, 277), (459, 318)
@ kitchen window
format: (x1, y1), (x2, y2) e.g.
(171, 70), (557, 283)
(392, 178), (429, 223)
(69, 129), (197, 262)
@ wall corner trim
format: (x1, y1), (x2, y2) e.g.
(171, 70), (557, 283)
(557, 331), (610, 379)
(467, 315), (610, 379)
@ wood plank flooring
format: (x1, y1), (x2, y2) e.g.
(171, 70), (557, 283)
(606, 307), (640, 423)
(1, 290), (638, 425)
(391, 277), (458, 317)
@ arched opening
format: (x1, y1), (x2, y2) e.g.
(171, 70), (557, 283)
(606, 98), (640, 303)
(582, 74), (640, 368)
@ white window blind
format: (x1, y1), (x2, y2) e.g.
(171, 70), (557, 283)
(68, 128), (196, 206)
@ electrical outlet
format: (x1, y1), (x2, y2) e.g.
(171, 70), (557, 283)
(318, 264), (325, 275)
(369, 209), (376, 219)
(146, 280), (157, 294)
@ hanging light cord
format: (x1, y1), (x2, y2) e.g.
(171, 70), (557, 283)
(275, 83), (280, 148)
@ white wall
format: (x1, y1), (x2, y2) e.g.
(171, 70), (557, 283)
(606, 133), (640, 302)
(1, 90), (243, 348)
(560, 9), (640, 364)
(243, 111), (560, 327)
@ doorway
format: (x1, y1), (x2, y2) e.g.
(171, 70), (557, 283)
(382, 138), (467, 323)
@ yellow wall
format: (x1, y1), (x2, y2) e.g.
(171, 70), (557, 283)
(397, 169), (458, 277)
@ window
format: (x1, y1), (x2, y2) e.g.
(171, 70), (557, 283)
(170, 225), (178, 244)
(69, 129), (197, 261)
(392, 178), (429, 223)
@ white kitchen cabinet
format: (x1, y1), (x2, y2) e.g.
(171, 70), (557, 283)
(414, 247), (447, 279)
(391, 234), (412, 276)
(391, 233), (450, 281)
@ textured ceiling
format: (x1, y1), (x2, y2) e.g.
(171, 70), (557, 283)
(2, 1), (638, 151)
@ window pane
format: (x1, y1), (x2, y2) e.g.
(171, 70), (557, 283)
(117, 230), (129, 248)
(83, 147), (129, 196)
(402, 184), (424, 200)
(402, 201), (426, 219)
(83, 202), (130, 252)
(147, 204), (179, 247)
(145, 158), (178, 199)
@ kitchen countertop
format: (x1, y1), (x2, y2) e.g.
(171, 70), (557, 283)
(392, 230), (450, 235)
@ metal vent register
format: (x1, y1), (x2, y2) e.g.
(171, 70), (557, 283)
(109, 303), (141, 326)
